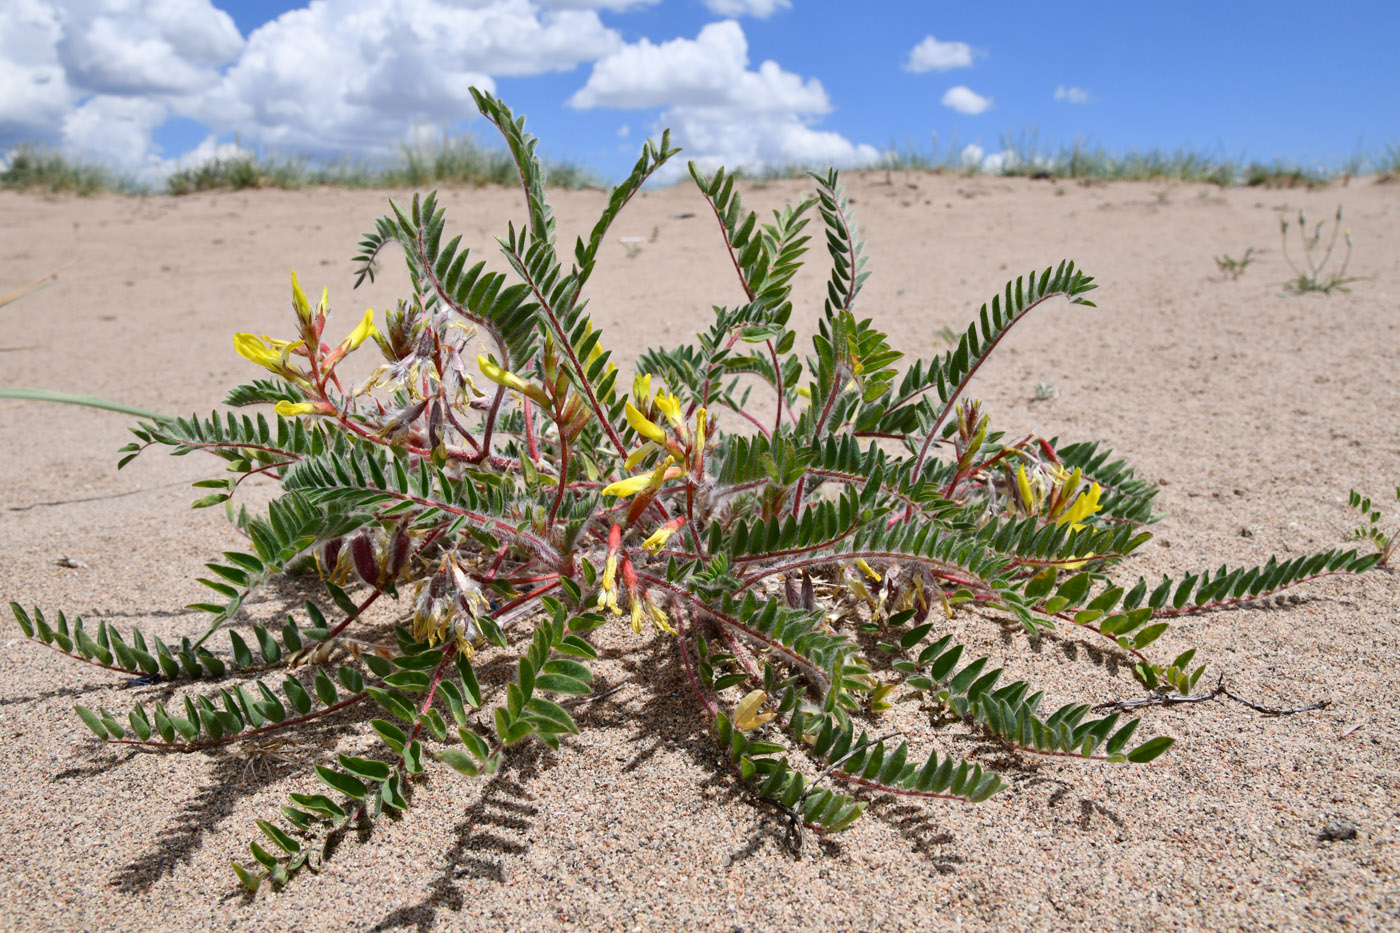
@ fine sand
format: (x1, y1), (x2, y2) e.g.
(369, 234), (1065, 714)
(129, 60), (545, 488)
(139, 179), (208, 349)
(1, 173), (1397, 932)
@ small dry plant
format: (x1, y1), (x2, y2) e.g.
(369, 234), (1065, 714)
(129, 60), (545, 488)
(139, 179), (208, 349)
(9, 92), (1380, 893)
(1281, 206), (1357, 293)
(1213, 247), (1254, 280)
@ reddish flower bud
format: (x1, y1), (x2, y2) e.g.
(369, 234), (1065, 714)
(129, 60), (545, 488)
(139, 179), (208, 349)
(388, 525), (410, 578)
(351, 534), (378, 586)
(322, 537), (342, 571)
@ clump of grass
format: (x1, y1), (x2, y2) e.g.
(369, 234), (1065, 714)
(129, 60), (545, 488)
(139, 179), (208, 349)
(166, 156), (308, 195)
(380, 131), (595, 189)
(1244, 161), (1329, 189)
(1374, 142), (1400, 181)
(164, 133), (597, 196)
(0, 145), (140, 195)
(993, 133), (1244, 184)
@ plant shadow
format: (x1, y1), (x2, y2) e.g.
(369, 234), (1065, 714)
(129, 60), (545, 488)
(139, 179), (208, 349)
(108, 711), (360, 894)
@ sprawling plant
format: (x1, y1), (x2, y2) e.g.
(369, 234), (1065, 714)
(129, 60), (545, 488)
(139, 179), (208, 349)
(10, 92), (1379, 892)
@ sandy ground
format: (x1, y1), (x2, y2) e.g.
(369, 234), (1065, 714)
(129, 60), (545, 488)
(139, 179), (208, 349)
(1, 171), (1398, 932)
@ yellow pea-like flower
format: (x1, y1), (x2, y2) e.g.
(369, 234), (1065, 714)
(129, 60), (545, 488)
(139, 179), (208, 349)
(1056, 482), (1103, 530)
(599, 457), (678, 498)
(600, 472), (656, 498)
(233, 333), (279, 369)
(644, 597), (676, 636)
(625, 400), (668, 445)
(1015, 465), (1036, 511)
(274, 400), (320, 417)
(477, 355), (549, 405)
(290, 270), (313, 323)
(641, 516), (686, 551)
(340, 309), (378, 350)
(653, 391), (684, 432)
(234, 333), (304, 371)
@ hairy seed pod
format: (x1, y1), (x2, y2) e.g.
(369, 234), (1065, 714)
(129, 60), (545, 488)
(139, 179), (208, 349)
(428, 400), (443, 451)
(351, 534), (378, 586)
(387, 525), (410, 578)
(801, 571), (815, 611)
(784, 575), (801, 609)
(322, 537), (342, 571)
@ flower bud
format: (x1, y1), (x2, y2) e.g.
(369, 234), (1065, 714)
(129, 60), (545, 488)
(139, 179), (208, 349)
(322, 537), (342, 571)
(387, 525), (410, 578)
(351, 534), (378, 586)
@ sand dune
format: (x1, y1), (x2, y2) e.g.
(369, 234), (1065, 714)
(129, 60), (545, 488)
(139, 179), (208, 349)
(1, 173), (1397, 931)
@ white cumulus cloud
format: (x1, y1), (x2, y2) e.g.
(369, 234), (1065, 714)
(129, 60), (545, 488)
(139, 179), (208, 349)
(703, 0), (792, 17)
(980, 149), (1014, 174)
(1054, 85), (1089, 104)
(570, 20), (876, 177)
(941, 85), (992, 115)
(539, 0), (659, 9)
(56, 0), (241, 95)
(187, 0), (621, 156)
(905, 35), (973, 72)
(1, 0), (635, 174)
(60, 94), (168, 167)
(0, 0), (243, 172)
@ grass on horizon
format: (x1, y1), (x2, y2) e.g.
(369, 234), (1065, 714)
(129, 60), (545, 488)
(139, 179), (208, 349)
(2, 133), (598, 197)
(4, 132), (1398, 196)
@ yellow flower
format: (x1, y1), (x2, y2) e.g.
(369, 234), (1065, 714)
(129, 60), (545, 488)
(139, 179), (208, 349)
(600, 457), (678, 498)
(234, 333), (304, 372)
(477, 355), (549, 405)
(625, 400), (668, 445)
(290, 270), (314, 323)
(340, 309), (378, 350)
(653, 391), (684, 433)
(600, 473), (655, 499)
(734, 690), (776, 732)
(632, 372), (652, 402)
(1056, 482), (1103, 530)
(642, 596), (676, 635)
(1015, 464), (1039, 512)
(641, 516), (686, 551)
(274, 400), (320, 417)
(234, 333), (279, 369)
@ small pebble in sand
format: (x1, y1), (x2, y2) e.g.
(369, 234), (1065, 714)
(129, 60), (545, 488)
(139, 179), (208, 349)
(1318, 819), (1358, 842)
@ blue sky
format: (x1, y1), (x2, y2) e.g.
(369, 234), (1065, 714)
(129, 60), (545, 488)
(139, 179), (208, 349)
(3, 0), (1396, 182)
